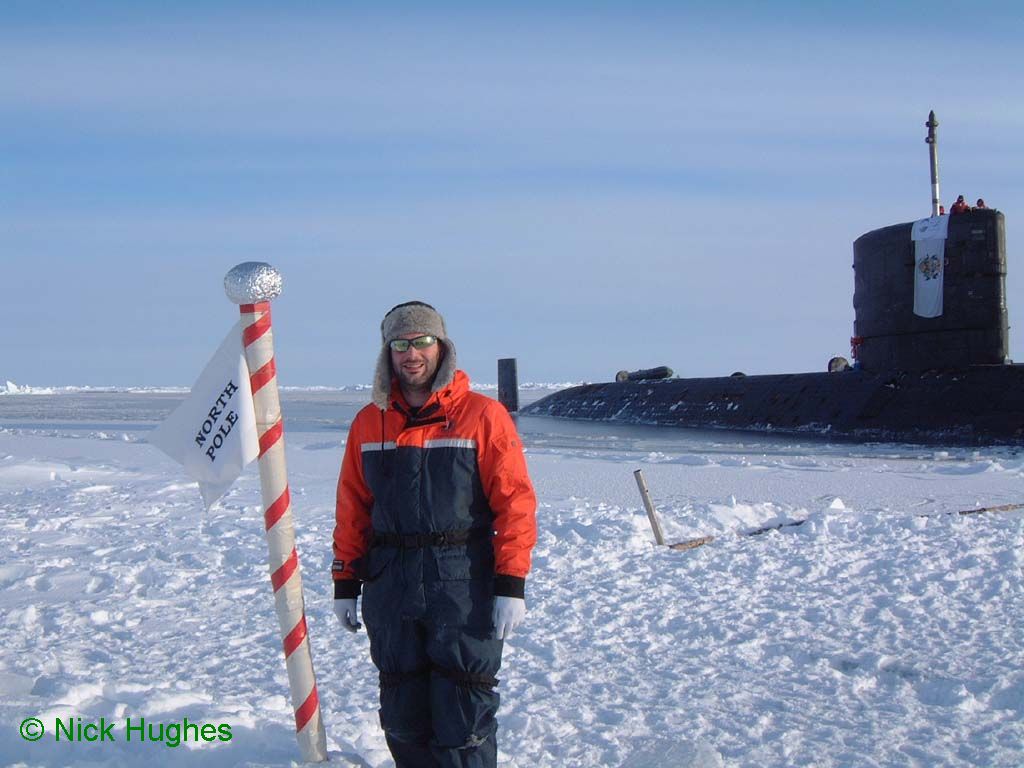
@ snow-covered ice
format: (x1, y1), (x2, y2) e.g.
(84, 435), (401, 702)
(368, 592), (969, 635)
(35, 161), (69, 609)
(0, 391), (1022, 767)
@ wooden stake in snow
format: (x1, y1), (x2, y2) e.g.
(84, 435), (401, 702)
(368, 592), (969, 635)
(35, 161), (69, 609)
(916, 502), (1024, 519)
(633, 469), (666, 545)
(669, 536), (714, 551)
(224, 263), (328, 763)
(958, 502), (1024, 516)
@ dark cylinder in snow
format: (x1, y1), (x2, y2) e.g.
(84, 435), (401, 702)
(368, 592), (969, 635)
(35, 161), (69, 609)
(615, 366), (674, 383)
(852, 208), (1007, 372)
(498, 358), (519, 412)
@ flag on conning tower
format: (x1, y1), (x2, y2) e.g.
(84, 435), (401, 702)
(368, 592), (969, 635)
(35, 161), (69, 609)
(150, 320), (260, 507)
(911, 214), (950, 319)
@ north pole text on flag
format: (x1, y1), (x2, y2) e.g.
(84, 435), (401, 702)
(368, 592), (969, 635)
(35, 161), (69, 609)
(150, 320), (259, 507)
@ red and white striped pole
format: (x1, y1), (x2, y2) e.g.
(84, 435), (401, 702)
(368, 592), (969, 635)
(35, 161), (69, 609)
(224, 263), (328, 763)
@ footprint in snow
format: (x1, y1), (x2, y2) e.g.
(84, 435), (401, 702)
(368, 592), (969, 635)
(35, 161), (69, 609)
(27, 573), (53, 592)
(85, 573), (114, 594)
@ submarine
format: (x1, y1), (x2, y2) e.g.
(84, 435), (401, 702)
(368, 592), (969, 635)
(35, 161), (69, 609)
(521, 113), (1024, 446)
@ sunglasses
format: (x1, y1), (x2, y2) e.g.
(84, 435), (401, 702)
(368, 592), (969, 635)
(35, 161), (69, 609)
(388, 335), (439, 353)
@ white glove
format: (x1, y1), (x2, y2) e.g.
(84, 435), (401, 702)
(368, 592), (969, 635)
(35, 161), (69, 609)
(334, 598), (361, 632)
(492, 596), (526, 640)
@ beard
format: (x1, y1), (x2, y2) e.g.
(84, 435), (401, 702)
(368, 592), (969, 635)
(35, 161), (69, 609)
(394, 355), (440, 393)
(396, 365), (434, 391)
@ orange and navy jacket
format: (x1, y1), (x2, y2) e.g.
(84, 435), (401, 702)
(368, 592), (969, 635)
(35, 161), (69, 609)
(332, 370), (537, 600)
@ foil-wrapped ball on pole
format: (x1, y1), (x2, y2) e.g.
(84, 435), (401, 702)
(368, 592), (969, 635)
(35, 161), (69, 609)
(224, 262), (328, 763)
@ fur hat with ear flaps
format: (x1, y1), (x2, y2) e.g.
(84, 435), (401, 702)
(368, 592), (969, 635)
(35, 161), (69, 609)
(372, 301), (457, 410)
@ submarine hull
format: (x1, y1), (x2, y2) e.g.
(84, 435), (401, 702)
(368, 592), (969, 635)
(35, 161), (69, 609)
(521, 366), (1024, 445)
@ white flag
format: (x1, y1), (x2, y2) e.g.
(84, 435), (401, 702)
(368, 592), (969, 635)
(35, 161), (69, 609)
(911, 215), (949, 319)
(150, 320), (259, 508)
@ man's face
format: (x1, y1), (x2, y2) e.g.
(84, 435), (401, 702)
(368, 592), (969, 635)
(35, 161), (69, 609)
(390, 332), (442, 393)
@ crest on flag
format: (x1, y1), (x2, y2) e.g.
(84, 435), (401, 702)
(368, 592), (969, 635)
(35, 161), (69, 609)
(150, 320), (259, 507)
(918, 254), (941, 281)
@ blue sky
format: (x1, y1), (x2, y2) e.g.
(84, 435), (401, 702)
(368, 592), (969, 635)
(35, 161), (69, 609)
(3, 2), (1023, 386)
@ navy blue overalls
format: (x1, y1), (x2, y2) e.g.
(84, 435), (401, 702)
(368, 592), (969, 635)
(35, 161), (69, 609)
(360, 400), (504, 766)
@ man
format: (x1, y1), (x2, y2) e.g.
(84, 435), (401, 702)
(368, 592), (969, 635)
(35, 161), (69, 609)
(332, 300), (537, 768)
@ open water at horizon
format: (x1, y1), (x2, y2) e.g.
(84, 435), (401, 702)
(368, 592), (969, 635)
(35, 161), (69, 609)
(1, 391), (1015, 463)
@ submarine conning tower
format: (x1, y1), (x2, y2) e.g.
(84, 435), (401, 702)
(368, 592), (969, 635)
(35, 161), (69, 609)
(852, 208), (1007, 372)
